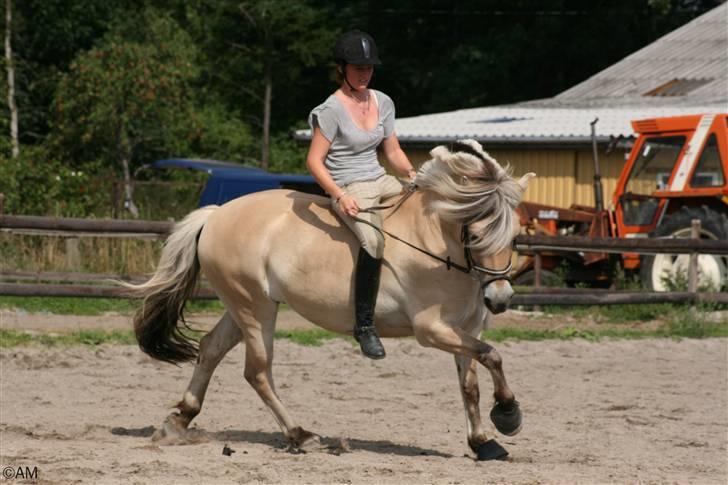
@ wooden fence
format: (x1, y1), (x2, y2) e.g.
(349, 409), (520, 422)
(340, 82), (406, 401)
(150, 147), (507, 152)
(1, 214), (727, 305)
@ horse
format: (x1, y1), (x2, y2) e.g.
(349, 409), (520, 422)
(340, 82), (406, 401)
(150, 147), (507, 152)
(123, 139), (535, 460)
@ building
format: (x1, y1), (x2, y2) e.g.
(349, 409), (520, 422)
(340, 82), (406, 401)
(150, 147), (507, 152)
(395, 2), (727, 208)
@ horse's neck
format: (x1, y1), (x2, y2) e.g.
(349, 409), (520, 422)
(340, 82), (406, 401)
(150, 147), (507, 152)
(385, 191), (460, 253)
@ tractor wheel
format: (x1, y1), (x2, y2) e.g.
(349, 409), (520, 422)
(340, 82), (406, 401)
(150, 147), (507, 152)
(640, 206), (728, 291)
(513, 269), (563, 287)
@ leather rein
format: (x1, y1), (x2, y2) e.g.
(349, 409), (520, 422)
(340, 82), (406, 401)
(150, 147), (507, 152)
(356, 187), (513, 288)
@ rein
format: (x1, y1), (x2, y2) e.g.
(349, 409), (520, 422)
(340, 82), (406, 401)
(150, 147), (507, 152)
(356, 187), (513, 285)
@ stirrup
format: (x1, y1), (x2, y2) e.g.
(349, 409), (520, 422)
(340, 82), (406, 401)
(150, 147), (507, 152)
(354, 326), (386, 360)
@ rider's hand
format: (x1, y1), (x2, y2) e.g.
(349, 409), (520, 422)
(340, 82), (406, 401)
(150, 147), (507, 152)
(338, 194), (360, 217)
(406, 169), (417, 191)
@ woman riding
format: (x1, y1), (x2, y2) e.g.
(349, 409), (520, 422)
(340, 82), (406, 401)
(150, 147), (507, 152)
(306, 30), (417, 360)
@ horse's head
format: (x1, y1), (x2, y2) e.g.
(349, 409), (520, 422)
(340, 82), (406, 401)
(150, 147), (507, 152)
(417, 140), (535, 314)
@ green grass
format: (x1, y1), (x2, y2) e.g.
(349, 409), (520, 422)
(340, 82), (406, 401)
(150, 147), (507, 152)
(274, 329), (342, 346)
(0, 329), (137, 347)
(483, 321), (728, 342)
(0, 296), (225, 316)
(2, 319), (725, 349)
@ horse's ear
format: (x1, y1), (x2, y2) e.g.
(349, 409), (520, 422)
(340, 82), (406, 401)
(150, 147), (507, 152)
(518, 172), (536, 191)
(430, 145), (456, 164)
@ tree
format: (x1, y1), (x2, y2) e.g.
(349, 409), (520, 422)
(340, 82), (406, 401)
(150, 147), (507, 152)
(51, 10), (201, 217)
(218, 0), (338, 170)
(4, 0), (18, 157)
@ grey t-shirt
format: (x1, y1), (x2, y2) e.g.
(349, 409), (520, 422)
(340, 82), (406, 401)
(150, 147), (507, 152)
(308, 89), (395, 187)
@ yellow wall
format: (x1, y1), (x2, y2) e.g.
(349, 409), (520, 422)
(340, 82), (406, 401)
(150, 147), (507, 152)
(403, 146), (629, 210)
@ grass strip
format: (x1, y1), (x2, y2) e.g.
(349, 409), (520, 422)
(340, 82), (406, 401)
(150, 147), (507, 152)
(0, 296), (225, 316)
(2, 320), (726, 349)
(483, 322), (728, 342)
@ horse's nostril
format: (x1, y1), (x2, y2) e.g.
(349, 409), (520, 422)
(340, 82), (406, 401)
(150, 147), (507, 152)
(484, 298), (508, 314)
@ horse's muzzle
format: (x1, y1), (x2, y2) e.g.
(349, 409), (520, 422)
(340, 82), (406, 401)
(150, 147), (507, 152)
(483, 282), (513, 314)
(484, 297), (509, 314)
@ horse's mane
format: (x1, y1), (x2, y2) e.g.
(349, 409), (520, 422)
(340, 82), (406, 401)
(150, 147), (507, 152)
(414, 139), (525, 255)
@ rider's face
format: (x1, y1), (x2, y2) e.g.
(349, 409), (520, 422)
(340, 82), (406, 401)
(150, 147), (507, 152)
(344, 64), (374, 90)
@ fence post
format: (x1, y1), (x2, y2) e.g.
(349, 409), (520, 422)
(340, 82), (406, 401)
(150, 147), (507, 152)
(688, 219), (700, 293)
(65, 238), (82, 270)
(533, 251), (543, 311)
(0, 193), (5, 215)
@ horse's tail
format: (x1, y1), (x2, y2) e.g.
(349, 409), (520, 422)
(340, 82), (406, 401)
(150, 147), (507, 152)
(119, 205), (219, 364)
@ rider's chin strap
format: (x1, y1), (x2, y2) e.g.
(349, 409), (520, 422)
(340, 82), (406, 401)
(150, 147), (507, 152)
(341, 63), (360, 93)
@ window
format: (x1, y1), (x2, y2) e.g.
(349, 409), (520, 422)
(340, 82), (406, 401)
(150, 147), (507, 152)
(690, 134), (724, 188)
(621, 136), (685, 226)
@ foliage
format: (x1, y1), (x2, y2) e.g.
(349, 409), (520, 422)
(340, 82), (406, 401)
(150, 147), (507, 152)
(50, 10), (202, 171)
(0, 146), (112, 216)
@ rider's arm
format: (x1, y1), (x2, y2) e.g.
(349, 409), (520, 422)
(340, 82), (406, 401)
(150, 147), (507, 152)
(306, 127), (345, 200)
(306, 127), (360, 215)
(382, 133), (416, 180)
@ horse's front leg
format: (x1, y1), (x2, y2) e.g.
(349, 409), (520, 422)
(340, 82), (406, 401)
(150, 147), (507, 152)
(455, 355), (491, 454)
(413, 315), (522, 444)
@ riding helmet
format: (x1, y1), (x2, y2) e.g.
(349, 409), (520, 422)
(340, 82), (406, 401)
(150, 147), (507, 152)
(333, 30), (381, 66)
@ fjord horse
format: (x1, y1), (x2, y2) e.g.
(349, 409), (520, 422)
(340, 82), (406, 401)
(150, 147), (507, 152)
(124, 140), (535, 460)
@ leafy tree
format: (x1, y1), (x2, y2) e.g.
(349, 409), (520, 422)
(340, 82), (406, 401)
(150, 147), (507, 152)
(199, 0), (338, 170)
(9, 0), (139, 145)
(50, 10), (204, 217)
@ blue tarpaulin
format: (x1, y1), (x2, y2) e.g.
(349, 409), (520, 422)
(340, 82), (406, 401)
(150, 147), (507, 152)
(152, 159), (324, 206)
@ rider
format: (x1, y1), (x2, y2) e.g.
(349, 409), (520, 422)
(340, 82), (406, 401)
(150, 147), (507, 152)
(306, 30), (417, 360)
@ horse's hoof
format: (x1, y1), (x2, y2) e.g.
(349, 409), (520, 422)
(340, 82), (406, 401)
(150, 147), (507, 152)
(490, 400), (522, 436)
(476, 439), (509, 461)
(286, 427), (323, 453)
(152, 414), (188, 442)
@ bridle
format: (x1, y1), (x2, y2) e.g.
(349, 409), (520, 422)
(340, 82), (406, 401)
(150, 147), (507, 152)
(357, 189), (514, 289)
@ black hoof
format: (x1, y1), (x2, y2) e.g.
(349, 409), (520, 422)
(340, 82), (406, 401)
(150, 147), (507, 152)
(476, 439), (509, 461)
(490, 400), (522, 436)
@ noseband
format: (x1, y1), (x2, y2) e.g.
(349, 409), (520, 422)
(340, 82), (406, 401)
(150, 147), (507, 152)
(461, 225), (513, 288)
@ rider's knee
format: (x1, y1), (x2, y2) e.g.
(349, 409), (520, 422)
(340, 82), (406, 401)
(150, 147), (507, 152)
(361, 231), (385, 259)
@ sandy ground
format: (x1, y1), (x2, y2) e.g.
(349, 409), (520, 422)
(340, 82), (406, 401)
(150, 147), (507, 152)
(1, 309), (727, 484)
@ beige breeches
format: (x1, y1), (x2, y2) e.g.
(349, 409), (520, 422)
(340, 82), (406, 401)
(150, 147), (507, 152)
(331, 175), (404, 259)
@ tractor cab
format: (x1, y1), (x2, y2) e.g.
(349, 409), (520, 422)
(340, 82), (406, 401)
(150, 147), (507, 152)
(614, 114), (728, 290)
(614, 114), (728, 238)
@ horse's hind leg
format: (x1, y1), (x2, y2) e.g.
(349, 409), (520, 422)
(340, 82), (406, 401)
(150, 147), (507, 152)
(232, 297), (319, 450)
(158, 311), (242, 438)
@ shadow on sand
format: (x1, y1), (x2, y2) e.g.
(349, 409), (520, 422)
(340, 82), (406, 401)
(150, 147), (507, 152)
(111, 426), (452, 458)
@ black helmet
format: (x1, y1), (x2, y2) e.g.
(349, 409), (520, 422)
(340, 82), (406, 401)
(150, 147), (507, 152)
(333, 30), (381, 66)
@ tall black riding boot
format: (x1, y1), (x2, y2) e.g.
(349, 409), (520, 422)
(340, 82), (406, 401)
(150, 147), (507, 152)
(354, 248), (386, 359)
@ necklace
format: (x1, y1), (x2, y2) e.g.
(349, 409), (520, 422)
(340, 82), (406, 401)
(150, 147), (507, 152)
(344, 89), (370, 116)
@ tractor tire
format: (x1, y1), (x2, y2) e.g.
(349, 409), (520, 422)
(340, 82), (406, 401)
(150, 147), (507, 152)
(640, 206), (728, 291)
(513, 269), (563, 287)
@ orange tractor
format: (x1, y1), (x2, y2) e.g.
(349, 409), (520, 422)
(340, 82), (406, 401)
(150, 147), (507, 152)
(514, 113), (728, 290)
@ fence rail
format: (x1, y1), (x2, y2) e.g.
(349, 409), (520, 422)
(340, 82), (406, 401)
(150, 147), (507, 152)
(1, 214), (727, 305)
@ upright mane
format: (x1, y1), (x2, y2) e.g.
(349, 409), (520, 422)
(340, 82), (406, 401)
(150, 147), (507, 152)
(414, 139), (526, 254)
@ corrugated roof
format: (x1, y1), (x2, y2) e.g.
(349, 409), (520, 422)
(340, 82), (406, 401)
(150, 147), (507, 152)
(391, 106), (724, 145)
(556, 3), (728, 101)
(295, 4), (727, 145)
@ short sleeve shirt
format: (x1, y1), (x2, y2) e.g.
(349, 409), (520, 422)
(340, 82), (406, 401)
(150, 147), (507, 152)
(308, 89), (395, 186)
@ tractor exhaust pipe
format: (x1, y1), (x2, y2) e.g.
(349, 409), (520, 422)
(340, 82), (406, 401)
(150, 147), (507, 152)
(590, 118), (605, 213)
